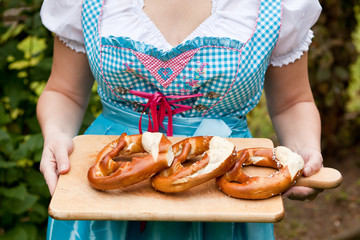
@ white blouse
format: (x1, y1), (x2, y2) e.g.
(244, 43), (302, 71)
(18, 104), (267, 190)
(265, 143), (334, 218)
(40, 0), (322, 67)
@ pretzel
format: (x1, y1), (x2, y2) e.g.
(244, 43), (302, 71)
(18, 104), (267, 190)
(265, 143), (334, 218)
(150, 136), (238, 193)
(216, 146), (305, 199)
(87, 132), (172, 190)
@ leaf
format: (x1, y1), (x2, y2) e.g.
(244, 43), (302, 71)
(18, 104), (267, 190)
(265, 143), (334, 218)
(0, 160), (17, 168)
(25, 116), (42, 134)
(17, 36), (47, 60)
(24, 170), (49, 197)
(0, 129), (15, 155)
(0, 223), (38, 240)
(0, 129), (11, 142)
(22, 133), (43, 153)
(28, 203), (48, 223)
(0, 105), (11, 125)
(29, 81), (46, 97)
(4, 87), (31, 110)
(0, 39), (22, 69)
(0, 168), (19, 185)
(8, 59), (31, 69)
(10, 143), (28, 162)
(0, 23), (25, 44)
(16, 158), (34, 168)
(0, 184), (27, 200)
(0, 225), (27, 240)
(21, 223), (38, 240)
(10, 133), (43, 164)
(1, 192), (38, 215)
(8, 54), (45, 69)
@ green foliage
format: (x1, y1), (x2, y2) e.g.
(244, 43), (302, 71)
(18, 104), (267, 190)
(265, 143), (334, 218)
(349, 5), (360, 116)
(308, 0), (360, 153)
(0, 1), (60, 239)
(0, 2), (51, 239)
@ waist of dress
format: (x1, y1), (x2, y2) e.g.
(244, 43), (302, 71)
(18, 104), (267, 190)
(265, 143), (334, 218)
(101, 99), (251, 138)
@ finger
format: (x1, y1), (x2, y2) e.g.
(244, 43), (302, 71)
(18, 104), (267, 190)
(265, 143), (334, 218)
(42, 164), (59, 196)
(302, 151), (323, 177)
(40, 151), (59, 196)
(54, 141), (73, 174)
(282, 186), (323, 201)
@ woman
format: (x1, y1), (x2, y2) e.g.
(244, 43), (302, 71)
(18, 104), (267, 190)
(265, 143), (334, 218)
(37, 0), (323, 239)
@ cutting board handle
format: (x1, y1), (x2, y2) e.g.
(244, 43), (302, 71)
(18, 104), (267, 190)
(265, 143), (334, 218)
(295, 167), (342, 189)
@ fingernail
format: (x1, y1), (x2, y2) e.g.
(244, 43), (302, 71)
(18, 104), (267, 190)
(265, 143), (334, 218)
(304, 167), (312, 176)
(59, 164), (67, 173)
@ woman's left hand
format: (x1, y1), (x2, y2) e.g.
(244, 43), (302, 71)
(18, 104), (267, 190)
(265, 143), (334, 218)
(282, 147), (324, 200)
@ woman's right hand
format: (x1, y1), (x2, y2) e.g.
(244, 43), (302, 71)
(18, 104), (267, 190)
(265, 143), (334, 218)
(40, 132), (74, 195)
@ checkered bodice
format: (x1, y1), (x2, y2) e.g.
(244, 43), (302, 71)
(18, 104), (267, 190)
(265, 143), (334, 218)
(82, 0), (282, 119)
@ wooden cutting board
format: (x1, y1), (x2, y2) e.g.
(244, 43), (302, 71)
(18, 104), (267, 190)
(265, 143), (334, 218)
(48, 135), (342, 223)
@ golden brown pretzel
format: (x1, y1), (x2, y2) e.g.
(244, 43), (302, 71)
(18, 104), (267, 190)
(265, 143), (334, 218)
(88, 132), (172, 190)
(150, 136), (238, 193)
(216, 146), (305, 199)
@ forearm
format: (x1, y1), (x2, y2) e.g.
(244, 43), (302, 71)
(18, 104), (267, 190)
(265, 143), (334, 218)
(270, 101), (321, 153)
(37, 87), (89, 139)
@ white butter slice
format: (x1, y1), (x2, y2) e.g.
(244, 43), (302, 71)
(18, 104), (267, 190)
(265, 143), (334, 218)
(167, 147), (175, 167)
(141, 132), (163, 161)
(187, 136), (234, 178)
(275, 146), (305, 180)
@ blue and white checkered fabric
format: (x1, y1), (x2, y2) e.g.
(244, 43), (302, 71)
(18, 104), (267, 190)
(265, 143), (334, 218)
(82, 0), (282, 118)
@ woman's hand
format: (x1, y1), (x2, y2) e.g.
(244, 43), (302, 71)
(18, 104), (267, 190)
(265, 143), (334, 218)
(40, 132), (74, 195)
(282, 147), (324, 200)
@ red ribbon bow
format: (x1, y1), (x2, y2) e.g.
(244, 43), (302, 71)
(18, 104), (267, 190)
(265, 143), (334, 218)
(129, 90), (203, 136)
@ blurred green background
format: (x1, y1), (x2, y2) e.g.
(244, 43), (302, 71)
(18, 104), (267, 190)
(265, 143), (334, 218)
(0, 0), (359, 239)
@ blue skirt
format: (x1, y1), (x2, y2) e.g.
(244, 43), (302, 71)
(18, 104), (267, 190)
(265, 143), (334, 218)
(46, 105), (275, 240)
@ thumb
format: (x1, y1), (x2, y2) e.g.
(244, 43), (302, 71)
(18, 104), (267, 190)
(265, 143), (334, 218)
(298, 148), (323, 177)
(54, 140), (74, 174)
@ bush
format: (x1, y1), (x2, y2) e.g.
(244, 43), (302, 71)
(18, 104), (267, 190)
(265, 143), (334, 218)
(0, 1), (51, 239)
(308, 0), (359, 154)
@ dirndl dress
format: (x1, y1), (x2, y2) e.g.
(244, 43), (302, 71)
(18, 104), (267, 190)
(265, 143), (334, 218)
(46, 0), (282, 239)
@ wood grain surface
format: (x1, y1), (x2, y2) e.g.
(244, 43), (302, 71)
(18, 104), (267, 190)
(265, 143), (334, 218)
(48, 135), (341, 222)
